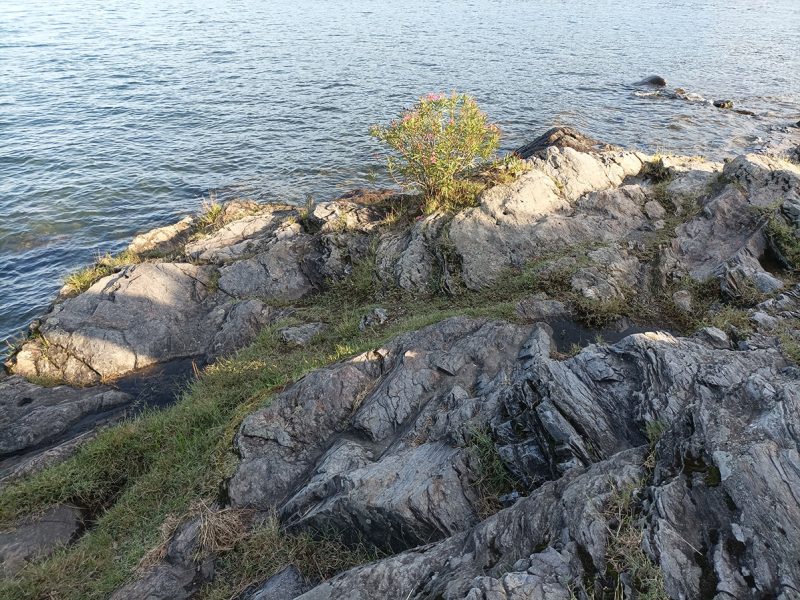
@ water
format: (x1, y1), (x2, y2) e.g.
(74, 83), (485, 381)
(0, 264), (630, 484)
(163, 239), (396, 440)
(1, 0), (799, 357)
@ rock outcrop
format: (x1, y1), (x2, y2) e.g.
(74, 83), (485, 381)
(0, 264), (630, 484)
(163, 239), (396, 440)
(4, 127), (800, 600)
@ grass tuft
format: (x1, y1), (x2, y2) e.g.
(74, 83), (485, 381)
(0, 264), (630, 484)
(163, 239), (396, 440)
(63, 250), (141, 296)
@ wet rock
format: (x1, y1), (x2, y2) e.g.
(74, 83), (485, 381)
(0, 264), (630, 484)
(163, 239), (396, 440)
(514, 126), (612, 159)
(279, 323), (327, 347)
(0, 375), (131, 461)
(127, 216), (194, 257)
(0, 505), (83, 576)
(634, 75), (667, 87)
(713, 99), (734, 109)
(358, 308), (389, 331)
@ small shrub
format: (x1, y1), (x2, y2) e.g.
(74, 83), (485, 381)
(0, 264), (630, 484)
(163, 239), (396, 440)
(370, 92), (500, 213)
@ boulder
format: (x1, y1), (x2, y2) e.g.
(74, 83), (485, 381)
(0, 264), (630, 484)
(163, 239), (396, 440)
(449, 150), (647, 289)
(11, 264), (276, 384)
(278, 323), (327, 347)
(514, 126), (613, 159)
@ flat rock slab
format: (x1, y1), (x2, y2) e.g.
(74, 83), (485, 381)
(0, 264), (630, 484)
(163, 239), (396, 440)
(12, 264), (275, 385)
(0, 504), (83, 577)
(0, 375), (131, 461)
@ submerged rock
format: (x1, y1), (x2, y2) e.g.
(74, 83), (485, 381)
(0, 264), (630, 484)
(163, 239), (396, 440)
(634, 75), (667, 87)
(514, 126), (612, 159)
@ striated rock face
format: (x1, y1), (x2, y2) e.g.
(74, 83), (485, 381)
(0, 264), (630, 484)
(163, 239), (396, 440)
(6, 128), (800, 599)
(278, 323), (799, 600)
(448, 146), (646, 289)
(0, 376), (130, 459)
(229, 318), (531, 550)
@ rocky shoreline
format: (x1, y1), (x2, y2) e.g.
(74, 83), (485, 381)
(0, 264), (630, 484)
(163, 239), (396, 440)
(1, 126), (800, 599)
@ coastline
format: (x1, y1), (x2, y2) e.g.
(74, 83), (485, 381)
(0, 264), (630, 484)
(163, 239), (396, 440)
(1, 125), (799, 599)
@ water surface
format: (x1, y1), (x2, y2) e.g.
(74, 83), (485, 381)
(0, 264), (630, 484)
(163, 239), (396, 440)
(2, 0), (799, 355)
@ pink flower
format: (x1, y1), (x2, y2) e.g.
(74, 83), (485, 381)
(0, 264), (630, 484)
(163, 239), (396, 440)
(430, 154), (437, 164)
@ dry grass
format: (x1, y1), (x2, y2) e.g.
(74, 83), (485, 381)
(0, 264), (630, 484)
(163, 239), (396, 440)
(197, 513), (377, 600)
(604, 482), (668, 600)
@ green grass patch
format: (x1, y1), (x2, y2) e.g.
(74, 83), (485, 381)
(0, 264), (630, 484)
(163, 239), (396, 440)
(467, 427), (519, 519)
(62, 250), (141, 296)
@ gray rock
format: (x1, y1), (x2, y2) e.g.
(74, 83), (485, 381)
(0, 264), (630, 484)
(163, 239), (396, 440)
(229, 318), (530, 551)
(312, 199), (387, 233)
(217, 229), (315, 300)
(290, 323), (797, 599)
(671, 289), (693, 313)
(109, 518), (213, 600)
(12, 264), (276, 384)
(244, 565), (309, 600)
(515, 293), (570, 321)
(696, 326), (731, 349)
(279, 323), (327, 347)
(634, 75), (667, 87)
(375, 214), (448, 292)
(449, 150), (645, 289)
(185, 206), (296, 264)
(514, 126), (613, 159)
(358, 308), (389, 331)
(127, 216), (194, 257)
(0, 375), (130, 460)
(0, 504), (83, 576)
(643, 199), (666, 220)
(296, 449), (648, 600)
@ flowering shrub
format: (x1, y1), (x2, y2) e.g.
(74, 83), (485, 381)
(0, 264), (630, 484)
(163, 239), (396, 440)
(370, 92), (500, 213)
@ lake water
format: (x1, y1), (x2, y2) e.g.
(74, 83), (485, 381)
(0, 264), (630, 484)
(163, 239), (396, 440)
(1, 0), (799, 358)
